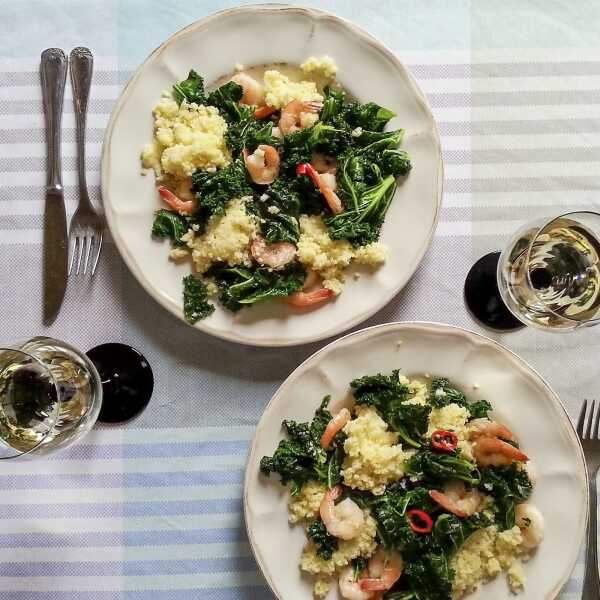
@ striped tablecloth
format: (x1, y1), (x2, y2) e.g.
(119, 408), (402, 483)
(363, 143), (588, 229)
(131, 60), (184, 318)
(0, 0), (597, 597)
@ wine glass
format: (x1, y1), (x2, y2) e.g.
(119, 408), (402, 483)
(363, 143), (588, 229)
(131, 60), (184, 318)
(0, 338), (156, 459)
(0, 337), (102, 458)
(465, 211), (600, 332)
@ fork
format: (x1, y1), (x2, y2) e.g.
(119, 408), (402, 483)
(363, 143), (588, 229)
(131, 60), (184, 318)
(577, 399), (600, 599)
(68, 47), (103, 275)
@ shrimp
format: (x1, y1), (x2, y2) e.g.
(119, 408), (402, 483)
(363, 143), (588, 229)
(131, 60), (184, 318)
(472, 437), (528, 467)
(319, 172), (338, 192)
(230, 72), (265, 106)
(286, 287), (335, 307)
(157, 186), (197, 216)
(359, 549), (404, 592)
(321, 408), (351, 450)
(311, 152), (337, 174)
(279, 99), (323, 135)
(469, 418), (514, 441)
(320, 485), (364, 540)
(338, 566), (374, 600)
(429, 480), (485, 518)
(515, 503), (544, 549)
(321, 186), (344, 214)
(254, 105), (277, 119)
(250, 235), (296, 269)
(243, 145), (280, 185)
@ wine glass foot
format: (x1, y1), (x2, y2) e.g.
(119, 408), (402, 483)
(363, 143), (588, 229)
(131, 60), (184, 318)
(86, 343), (154, 423)
(464, 252), (524, 332)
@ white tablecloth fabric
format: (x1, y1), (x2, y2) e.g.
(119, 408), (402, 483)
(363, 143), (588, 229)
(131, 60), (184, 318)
(1, 0), (597, 597)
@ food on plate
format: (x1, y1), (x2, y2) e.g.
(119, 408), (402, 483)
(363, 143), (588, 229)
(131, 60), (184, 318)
(260, 372), (542, 599)
(141, 56), (411, 323)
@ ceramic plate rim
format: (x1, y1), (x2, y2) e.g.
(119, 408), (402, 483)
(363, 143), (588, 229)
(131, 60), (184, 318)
(243, 321), (588, 599)
(101, 3), (443, 347)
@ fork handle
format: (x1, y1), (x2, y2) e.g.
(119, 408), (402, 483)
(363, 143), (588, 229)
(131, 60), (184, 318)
(70, 47), (93, 196)
(582, 466), (600, 599)
(40, 49), (67, 191)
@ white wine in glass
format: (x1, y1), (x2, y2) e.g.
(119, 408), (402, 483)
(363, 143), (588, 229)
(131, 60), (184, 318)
(466, 211), (600, 332)
(0, 337), (102, 458)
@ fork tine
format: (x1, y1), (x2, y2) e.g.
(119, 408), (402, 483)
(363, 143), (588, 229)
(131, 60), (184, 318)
(577, 399), (588, 437)
(585, 400), (595, 439)
(75, 236), (87, 275)
(593, 400), (600, 440)
(83, 235), (94, 275)
(68, 236), (78, 276)
(90, 232), (103, 276)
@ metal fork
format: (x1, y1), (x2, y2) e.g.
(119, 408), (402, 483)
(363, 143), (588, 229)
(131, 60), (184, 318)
(68, 47), (103, 275)
(577, 399), (600, 599)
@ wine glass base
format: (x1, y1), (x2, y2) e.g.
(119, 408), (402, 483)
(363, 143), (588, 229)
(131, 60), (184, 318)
(464, 252), (524, 332)
(86, 343), (154, 423)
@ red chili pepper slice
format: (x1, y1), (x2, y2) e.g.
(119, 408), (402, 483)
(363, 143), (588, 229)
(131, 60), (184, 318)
(296, 162), (322, 189)
(406, 509), (433, 534)
(431, 429), (459, 453)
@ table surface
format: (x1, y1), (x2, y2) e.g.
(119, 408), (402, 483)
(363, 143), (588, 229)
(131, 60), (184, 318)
(1, 0), (598, 597)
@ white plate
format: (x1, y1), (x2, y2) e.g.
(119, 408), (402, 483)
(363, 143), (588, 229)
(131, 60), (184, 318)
(101, 5), (442, 346)
(244, 322), (587, 599)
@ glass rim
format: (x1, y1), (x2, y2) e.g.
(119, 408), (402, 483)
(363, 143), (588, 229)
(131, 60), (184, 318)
(524, 210), (600, 328)
(0, 346), (62, 459)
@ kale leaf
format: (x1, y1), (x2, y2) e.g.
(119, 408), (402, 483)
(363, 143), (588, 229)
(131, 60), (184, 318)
(480, 465), (532, 530)
(406, 448), (481, 487)
(433, 512), (493, 554)
(206, 263), (306, 312)
(350, 371), (429, 448)
(247, 178), (301, 244)
(206, 81), (254, 123)
(190, 158), (252, 223)
(306, 519), (338, 560)
(151, 209), (189, 245)
(182, 275), (214, 324)
(173, 70), (206, 105)
(260, 397), (333, 494)
(429, 378), (492, 420)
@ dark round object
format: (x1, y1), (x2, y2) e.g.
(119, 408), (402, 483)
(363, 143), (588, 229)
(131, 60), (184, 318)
(464, 252), (524, 331)
(86, 343), (154, 423)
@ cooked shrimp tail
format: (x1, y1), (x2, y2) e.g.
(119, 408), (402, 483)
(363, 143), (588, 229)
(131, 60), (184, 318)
(429, 481), (485, 518)
(469, 418), (514, 441)
(230, 72), (265, 106)
(321, 408), (351, 449)
(286, 287), (335, 307)
(254, 105), (277, 119)
(473, 437), (528, 467)
(279, 99), (323, 135)
(338, 566), (374, 600)
(157, 185), (197, 216)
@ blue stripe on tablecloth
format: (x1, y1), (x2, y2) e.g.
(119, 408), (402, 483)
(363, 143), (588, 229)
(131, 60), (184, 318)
(1, 588), (271, 600)
(0, 528), (246, 548)
(0, 557), (258, 577)
(0, 469), (244, 489)
(49, 441), (250, 460)
(0, 498), (242, 519)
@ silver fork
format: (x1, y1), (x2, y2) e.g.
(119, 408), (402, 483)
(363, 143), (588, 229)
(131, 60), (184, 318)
(68, 47), (103, 275)
(577, 399), (600, 599)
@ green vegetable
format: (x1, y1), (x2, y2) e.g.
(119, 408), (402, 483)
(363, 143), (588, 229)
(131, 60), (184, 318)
(433, 512), (493, 553)
(182, 275), (214, 324)
(206, 263), (306, 312)
(327, 444), (345, 489)
(206, 81), (253, 123)
(260, 397), (333, 495)
(479, 465), (532, 529)
(429, 378), (492, 420)
(406, 448), (481, 487)
(353, 556), (369, 580)
(190, 158), (252, 223)
(306, 519), (338, 560)
(326, 173), (397, 245)
(173, 70), (206, 105)
(151, 209), (189, 245)
(351, 371), (429, 447)
(247, 178), (301, 244)
(226, 119), (277, 156)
